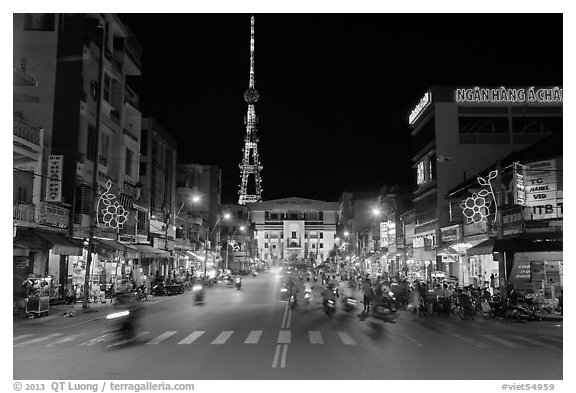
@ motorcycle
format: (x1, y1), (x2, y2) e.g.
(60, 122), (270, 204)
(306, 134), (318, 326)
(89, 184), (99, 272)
(304, 290), (312, 305)
(235, 277), (242, 290)
(380, 291), (398, 312)
(252, 271), (258, 278)
(323, 298), (336, 318)
(133, 288), (147, 302)
(289, 294), (297, 310)
(105, 295), (141, 343)
(192, 284), (205, 305)
(342, 296), (357, 312)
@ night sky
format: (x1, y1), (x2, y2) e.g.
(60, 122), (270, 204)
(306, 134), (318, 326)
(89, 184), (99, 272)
(119, 13), (563, 204)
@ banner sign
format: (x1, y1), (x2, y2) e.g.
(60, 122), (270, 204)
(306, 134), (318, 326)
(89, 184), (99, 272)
(524, 159), (562, 220)
(46, 155), (63, 202)
(455, 86), (562, 103)
(513, 162), (526, 206)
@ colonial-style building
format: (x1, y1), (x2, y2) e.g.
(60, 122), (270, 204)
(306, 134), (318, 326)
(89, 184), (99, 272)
(249, 197), (339, 265)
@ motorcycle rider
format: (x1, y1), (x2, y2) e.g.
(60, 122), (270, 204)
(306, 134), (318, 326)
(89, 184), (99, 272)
(288, 278), (299, 305)
(303, 277), (314, 303)
(322, 282), (337, 311)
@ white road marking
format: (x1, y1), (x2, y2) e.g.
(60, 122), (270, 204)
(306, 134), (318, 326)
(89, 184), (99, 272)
(280, 344), (288, 368)
(309, 331), (324, 344)
(271, 344), (282, 368)
(400, 333), (423, 347)
(14, 333), (62, 347)
(211, 331), (234, 345)
(178, 331), (205, 345)
(77, 333), (111, 347)
(13, 334), (34, 342)
(453, 334), (486, 348)
(244, 330), (263, 344)
(46, 333), (86, 347)
(509, 334), (547, 346)
(281, 305), (289, 328)
(286, 306), (292, 328)
(146, 331), (177, 345)
(277, 330), (291, 344)
(480, 334), (523, 348)
(337, 331), (356, 345)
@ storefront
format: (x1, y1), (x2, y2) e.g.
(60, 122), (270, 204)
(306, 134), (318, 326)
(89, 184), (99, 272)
(133, 244), (170, 281)
(466, 238), (499, 288)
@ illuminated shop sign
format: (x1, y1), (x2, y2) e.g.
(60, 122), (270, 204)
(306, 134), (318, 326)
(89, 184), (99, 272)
(455, 86), (562, 103)
(408, 91), (432, 125)
(524, 159), (563, 220)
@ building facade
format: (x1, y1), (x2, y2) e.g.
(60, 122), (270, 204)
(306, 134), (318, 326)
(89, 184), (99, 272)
(408, 86), (562, 282)
(249, 198), (339, 265)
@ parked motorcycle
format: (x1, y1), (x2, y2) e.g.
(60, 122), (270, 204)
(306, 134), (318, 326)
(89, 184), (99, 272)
(133, 288), (147, 302)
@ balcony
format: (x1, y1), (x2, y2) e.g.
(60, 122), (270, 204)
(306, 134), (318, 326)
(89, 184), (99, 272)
(13, 116), (41, 148)
(38, 202), (70, 229)
(123, 30), (142, 75)
(13, 202), (37, 224)
(110, 108), (121, 125)
(13, 66), (37, 86)
(124, 84), (140, 109)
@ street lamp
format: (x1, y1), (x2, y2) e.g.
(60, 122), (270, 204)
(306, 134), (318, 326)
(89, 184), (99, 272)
(203, 213), (231, 281)
(225, 225), (245, 272)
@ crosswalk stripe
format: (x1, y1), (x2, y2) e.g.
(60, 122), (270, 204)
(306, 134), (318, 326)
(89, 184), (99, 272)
(337, 331), (356, 345)
(146, 331), (177, 345)
(244, 330), (263, 344)
(178, 331), (205, 345)
(509, 334), (547, 346)
(480, 334), (522, 348)
(453, 334), (486, 348)
(309, 331), (324, 344)
(400, 333), (424, 347)
(77, 333), (111, 347)
(46, 334), (85, 347)
(211, 331), (233, 345)
(277, 330), (291, 344)
(14, 333), (62, 347)
(14, 334), (34, 342)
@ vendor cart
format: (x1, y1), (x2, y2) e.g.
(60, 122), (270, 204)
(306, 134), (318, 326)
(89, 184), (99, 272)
(23, 276), (51, 318)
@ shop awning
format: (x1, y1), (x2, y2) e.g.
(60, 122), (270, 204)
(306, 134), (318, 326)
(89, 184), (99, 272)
(466, 238), (496, 256)
(36, 231), (83, 256)
(494, 237), (563, 253)
(134, 244), (170, 258)
(174, 250), (189, 258)
(94, 237), (125, 252)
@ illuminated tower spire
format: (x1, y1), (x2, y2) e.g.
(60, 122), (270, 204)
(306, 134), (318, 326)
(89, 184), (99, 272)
(238, 15), (263, 205)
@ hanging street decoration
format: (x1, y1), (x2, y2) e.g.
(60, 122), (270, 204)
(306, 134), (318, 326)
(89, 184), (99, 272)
(97, 179), (129, 229)
(461, 170), (498, 224)
(228, 239), (240, 252)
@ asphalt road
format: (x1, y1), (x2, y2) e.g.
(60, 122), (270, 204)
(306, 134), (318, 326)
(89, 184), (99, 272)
(13, 270), (563, 380)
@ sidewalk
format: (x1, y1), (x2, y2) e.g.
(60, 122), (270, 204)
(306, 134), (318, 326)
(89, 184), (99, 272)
(13, 300), (116, 327)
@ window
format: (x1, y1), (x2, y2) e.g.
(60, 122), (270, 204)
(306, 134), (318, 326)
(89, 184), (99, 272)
(23, 14), (55, 31)
(319, 211), (323, 220)
(291, 231), (297, 239)
(264, 243), (268, 248)
(320, 243), (324, 249)
(320, 232), (323, 239)
(290, 213), (297, 220)
(125, 149), (133, 176)
(101, 134), (109, 164)
(417, 161), (425, 185)
(271, 213), (278, 220)
(312, 244), (316, 249)
(265, 233), (269, 239)
(272, 244), (276, 249)
(103, 73), (111, 103)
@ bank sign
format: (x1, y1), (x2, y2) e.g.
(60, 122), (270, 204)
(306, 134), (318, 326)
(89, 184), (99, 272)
(455, 86), (562, 103)
(523, 159), (563, 220)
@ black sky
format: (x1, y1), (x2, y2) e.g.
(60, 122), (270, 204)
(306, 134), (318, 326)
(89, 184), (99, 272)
(119, 13), (563, 204)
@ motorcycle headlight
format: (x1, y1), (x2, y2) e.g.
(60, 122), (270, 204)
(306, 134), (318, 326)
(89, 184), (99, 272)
(281, 288), (288, 292)
(192, 285), (203, 291)
(106, 310), (130, 320)
(388, 291), (394, 297)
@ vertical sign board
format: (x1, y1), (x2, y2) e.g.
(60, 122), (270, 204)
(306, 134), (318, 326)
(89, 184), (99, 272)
(46, 155), (63, 202)
(512, 162), (526, 206)
(524, 159), (562, 220)
(380, 222), (388, 248)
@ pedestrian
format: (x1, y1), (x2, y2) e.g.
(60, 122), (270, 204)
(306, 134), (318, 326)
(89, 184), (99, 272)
(409, 286), (422, 319)
(362, 278), (373, 313)
(66, 286), (76, 305)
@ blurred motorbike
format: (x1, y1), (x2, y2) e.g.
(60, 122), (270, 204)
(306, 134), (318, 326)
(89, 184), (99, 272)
(192, 283), (205, 305)
(323, 299), (336, 318)
(304, 290), (312, 305)
(106, 293), (142, 343)
(342, 296), (357, 312)
(235, 277), (242, 290)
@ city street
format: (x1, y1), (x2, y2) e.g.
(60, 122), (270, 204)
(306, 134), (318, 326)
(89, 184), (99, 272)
(13, 270), (562, 380)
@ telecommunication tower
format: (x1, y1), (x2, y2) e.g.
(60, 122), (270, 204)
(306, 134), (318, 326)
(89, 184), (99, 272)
(238, 15), (263, 205)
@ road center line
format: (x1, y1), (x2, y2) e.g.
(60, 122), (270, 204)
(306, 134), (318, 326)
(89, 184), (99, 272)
(281, 305), (289, 328)
(277, 330), (291, 344)
(286, 306), (292, 328)
(280, 344), (288, 368)
(271, 344), (281, 368)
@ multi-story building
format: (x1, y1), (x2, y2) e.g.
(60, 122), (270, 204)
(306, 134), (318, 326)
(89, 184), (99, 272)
(249, 197), (339, 265)
(408, 86), (562, 282)
(13, 13), (146, 301)
(139, 117), (177, 277)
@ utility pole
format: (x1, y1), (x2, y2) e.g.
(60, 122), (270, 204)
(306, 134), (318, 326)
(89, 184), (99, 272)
(495, 161), (507, 297)
(82, 21), (105, 310)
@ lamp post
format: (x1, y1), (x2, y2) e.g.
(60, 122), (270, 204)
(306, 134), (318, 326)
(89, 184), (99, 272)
(225, 226), (245, 272)
(203, 213), (230, 281)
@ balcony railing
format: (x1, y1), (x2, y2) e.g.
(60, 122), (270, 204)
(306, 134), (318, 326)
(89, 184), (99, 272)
(13, 202), (37, 223)
(13, 66), (37, 86)
(125, 31), (142, 69)
(13, 116), (41, 146)
(38, 202), (69, 229)
(124, 84), (140, 109)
